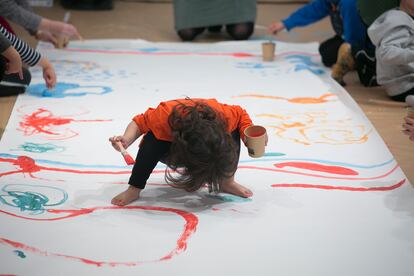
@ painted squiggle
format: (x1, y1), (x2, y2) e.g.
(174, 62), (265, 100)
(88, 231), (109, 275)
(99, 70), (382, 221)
(15, 142), (65, 153)
(0, 205), (198, 267)
(235, 93), (336, 104)
(18, 108), (111, 140)
(28, 82), (112, 98)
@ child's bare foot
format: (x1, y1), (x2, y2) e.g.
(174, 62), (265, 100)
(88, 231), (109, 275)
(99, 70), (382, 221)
(111, 186), (142, 206)
(220, 177), (253, 198)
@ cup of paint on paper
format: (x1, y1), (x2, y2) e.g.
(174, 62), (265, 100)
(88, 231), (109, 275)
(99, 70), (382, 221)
(244, 125), (267, 158)
(262, 41), (275, 62)
(57, 36), (69, 49)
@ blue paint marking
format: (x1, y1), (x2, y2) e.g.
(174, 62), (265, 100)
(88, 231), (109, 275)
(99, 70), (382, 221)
(0, 153), (395, 170)
(236, 62), (276, 69)
(27, 82), (112, 98)
(285, 55), (325, 75)
(14, 250), (26, 258)
(206, 194), (252, 203)
(264, 152), (286, 157)
(0, 184), (68, 214)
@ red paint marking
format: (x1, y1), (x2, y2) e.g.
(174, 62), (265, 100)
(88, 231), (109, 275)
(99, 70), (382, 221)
(18, 108), (111, 139)
(271, 179), (406, 191)
(274, 162), (358, 175)
(64, 48), (254, 58)
(0, 206), (198, 267)
(238, 164), (399, 181)
(249, 131), (265, 137)
(122, 154), (135, 165)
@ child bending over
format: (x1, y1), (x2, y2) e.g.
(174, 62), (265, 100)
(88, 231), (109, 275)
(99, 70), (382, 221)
(109, 98), (262, 206)
(368, 0), (414, 102)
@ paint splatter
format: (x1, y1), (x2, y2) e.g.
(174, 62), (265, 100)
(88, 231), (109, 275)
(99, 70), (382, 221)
(27, 82), (112, 98)
(13, 250), (26, 258)
(16, 142), (65, 153)
(274, 162), (358, 175)
(235, 93), (336, 104)
(0, 206), (199, 267)
(206, 194), (252, 203)
(18, 108), (111, 140)
(285, 55), (325, 75)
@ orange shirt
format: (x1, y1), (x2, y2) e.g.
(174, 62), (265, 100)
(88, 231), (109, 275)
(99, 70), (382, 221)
(133, 98), (253, 141)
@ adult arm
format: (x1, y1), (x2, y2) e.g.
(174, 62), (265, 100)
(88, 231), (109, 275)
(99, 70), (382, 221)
(0, 0), (41, 34)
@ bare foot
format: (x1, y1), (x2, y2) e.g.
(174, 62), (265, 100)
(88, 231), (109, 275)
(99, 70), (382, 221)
(220, 177), (253, 198)
(111, 186), (142, 206)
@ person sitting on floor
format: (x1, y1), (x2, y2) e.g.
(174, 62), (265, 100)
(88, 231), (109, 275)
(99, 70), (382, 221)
(268, 0), (367, 86)
(368, 0), (414, 102)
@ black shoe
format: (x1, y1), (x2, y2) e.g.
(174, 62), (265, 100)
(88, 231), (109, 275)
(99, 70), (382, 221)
(0, 67), (31, 97)
(354, 49), (378, 87)
(208, 25), (222, 33)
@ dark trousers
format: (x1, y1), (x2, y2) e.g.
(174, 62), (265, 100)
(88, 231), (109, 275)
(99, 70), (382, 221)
(177, 22), (254, 41)
(0, 56), (31, 97)
(390, 87), (414, 102)
(129, 130), (241, 189)
(318, 35), (344, 67)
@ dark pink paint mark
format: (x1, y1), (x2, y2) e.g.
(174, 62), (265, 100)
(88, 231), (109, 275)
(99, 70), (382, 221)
(249, 131), (265, 137)
(271, 179), (406, 191)
(274, 162), (358, 175)
(0, 206), (198, 267)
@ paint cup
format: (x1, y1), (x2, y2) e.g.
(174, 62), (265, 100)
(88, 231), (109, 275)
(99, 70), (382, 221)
(244, 125), (267, 158)
(407, 106), (414, 119)
(262, 42), (275, 62)
(57, 36), (69, 49)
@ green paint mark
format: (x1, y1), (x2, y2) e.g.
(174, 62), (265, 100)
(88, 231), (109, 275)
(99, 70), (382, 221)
(14, 250), (26, 258)
(17, 142), (65, 153)
(7, 191), (49, 212)
(207, 194), (252, 203)
(264, 152), (286, 157)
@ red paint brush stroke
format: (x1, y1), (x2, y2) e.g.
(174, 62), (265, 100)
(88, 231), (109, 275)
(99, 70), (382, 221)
(0, 206), (198, 267)
(274, 162), (358, 175)
(271, 179), (406, 191)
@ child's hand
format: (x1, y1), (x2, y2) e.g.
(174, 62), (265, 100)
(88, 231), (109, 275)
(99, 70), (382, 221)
(39, 58), (56, 89)
(268, 21), (285, 35)
(2, 46), (23, 79)
(402, 117), (414, 141)
(109, 136), (129, 152)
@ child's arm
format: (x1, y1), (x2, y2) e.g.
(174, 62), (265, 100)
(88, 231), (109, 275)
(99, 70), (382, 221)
(109, 121), (142, 152)
(0, 33), (23, 79)
(339, 0), (367, 48)
(278, 0), (330, 32)
(0, 25), (56, 88)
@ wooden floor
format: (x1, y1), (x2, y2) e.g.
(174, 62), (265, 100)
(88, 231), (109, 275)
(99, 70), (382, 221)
(1, 2), (412, 182)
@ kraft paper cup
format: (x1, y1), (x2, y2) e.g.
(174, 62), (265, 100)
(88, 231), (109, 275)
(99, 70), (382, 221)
(407, 106), (414, 119)
(262, 42), (275, 62)
(244, 125), (267, 158)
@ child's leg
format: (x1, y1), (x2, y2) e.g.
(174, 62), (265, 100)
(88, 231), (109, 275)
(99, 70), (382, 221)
(219, 130), (253, 198)
(389, 88), (414, 102)
(112, 132), (171, 206)
(318, 35), (344, 67)
(0, 67), (31, 97)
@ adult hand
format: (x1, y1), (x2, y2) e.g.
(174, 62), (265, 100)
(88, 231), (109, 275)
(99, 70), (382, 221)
(39, 18), (82, 41)
(35, 30), (58, 47)
(2, 46), (23, 79)
(39, 58), (56, 89)
(268, 21), (285, 35)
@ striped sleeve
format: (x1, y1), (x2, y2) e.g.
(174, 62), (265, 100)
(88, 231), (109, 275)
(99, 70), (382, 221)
(0, 25), (41, 66)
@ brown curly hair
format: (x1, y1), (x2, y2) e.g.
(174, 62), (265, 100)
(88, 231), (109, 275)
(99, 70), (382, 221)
(165, 100), (239, 193)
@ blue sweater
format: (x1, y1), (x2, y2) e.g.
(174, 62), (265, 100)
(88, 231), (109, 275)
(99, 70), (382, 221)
(282, 0), (366, 48)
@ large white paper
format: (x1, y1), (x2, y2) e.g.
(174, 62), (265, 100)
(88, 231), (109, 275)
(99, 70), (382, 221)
(0, 40), (413, 276)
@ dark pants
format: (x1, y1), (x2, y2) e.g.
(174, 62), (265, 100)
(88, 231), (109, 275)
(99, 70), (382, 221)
(0, 61), (31, 96)
(129, 130), (241, 189)
(390, 87), (414, 102)
(318, 35), (344, 67)
(177, 22), (254, 41)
